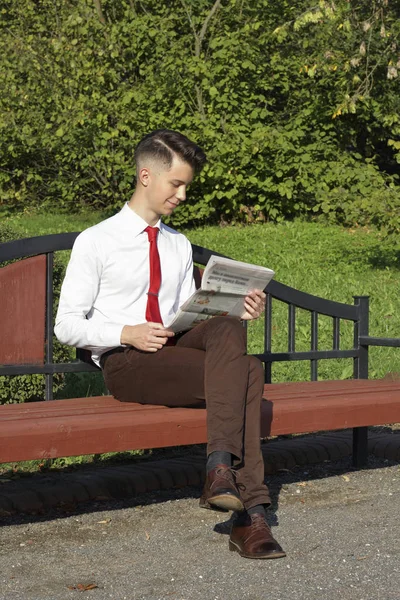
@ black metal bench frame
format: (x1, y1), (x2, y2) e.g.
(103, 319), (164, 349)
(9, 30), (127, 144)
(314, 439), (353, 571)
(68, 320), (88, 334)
(1, 233), (399, 467)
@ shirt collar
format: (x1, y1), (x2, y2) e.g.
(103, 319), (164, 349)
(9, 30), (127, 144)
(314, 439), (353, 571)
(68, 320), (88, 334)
(119, 203), (165, 237)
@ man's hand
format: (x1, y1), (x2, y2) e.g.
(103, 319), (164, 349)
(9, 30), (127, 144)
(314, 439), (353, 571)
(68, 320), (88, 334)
(120, 322), (175, 352)
(241, 289), (266, 321)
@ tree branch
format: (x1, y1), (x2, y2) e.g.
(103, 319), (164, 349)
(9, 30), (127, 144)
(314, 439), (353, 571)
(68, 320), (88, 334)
(93, 0), (106, 25)
(128, 0), (137, 16)
(198, 0), (221, 51)
(179, 0), (197, 39)
(180, 0), (223, 121)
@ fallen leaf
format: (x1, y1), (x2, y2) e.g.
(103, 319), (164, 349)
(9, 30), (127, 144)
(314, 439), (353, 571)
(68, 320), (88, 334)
(78, 583), (98, 591)
(298, 482), (307, 487)
(145, 530), (150, 540)
(97, 519), (111, 524)
(342, 475), (350, 482)
(68, 583), (98, 591)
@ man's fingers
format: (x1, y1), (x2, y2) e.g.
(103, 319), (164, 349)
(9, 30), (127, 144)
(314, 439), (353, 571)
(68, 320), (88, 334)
(247, 289), (266, 301)
(157, 329), (174, 337)
(148, 323), (175, 337)
(245, 298), (259, 310)
(150, 332), (173, 342)
(148, 331), (170, 347)
(246, 296), (257, 305)
(245, 294), (266, 309)
(146, 342), (163, 352)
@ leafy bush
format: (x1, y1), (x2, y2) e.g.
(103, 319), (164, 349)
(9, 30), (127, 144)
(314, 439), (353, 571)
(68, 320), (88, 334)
(311, 157), (400, 233)
(0, 0), (399, 232)
(0, 223), (70, 404)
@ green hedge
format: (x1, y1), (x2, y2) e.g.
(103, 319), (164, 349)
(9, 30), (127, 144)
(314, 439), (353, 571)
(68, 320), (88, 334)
(0, 0), (399, 233)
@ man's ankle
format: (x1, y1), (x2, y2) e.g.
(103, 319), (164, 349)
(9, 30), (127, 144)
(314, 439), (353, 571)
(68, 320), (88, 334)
(206, 451), (232, 473)
(247, 504), (267, 518)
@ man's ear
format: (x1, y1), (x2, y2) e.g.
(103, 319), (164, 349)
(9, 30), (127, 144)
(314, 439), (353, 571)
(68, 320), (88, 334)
(138, 167), (150, 187)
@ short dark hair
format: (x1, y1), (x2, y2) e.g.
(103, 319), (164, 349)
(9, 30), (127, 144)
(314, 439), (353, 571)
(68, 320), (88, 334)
(134, 129), (207, 174)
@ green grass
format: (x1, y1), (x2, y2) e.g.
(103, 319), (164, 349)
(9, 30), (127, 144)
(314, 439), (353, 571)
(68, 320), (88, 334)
(185, 221), (400, 381)
(3, 208), (106, 237)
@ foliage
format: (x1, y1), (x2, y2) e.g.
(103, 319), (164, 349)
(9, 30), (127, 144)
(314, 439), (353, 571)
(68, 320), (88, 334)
(0, 0), (399, 232)
(0, 222), (70, 404)
(274, 0), (400, 233)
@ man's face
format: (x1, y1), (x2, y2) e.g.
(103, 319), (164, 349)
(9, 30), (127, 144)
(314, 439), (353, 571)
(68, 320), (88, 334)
(141, 155), (194, 219)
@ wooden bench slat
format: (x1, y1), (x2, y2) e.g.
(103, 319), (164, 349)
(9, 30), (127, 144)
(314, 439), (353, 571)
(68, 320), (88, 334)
(0, 406), (207, 463)
(0, 398), (167, 421)
(261, 387), (400, 436)
(3, 381), (398, 423)
(1, 379), (399, 464)
(264, 379), (400, 400)
(2, 379), (393, 422)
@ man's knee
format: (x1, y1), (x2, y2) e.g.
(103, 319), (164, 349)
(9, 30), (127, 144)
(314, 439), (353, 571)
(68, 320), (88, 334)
(205, 316), (245, 336)
(205, 316), (247, 348)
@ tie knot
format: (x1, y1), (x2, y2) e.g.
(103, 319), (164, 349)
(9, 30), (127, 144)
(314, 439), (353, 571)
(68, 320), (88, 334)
(145, 226), (159, 242)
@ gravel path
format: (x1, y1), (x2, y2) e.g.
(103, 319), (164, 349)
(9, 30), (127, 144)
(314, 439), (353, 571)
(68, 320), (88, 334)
(1, 458), (399, 600)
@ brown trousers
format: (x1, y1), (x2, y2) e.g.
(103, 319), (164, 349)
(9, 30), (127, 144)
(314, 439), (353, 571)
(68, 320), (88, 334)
(103, 316), (270, 510)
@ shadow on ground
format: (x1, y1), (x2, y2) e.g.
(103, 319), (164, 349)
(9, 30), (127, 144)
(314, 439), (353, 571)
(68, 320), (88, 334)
(2, 451), (398, 535)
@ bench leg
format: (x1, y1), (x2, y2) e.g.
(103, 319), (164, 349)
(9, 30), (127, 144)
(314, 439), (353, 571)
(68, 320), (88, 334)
(352, 426), (369, 468)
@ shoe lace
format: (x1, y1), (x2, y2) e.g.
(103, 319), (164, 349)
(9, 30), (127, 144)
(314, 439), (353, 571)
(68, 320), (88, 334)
(215, 466), (237, 482)
(213, 466), (245, 492)
(216, 466), (249, 493)
(250, 514), (272, 533)
(242, 514), (273, 544)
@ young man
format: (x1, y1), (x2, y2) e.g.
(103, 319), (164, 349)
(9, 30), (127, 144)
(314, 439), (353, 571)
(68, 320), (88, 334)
(55, 129), (285, 559)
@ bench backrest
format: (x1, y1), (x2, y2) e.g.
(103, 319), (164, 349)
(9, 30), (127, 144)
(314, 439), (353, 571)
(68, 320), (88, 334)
(0, 255), (47, 365)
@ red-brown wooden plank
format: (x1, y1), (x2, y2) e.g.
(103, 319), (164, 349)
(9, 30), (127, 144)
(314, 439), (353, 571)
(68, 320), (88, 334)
(0, 255), (46, 364)
(264, 379), (400, 399)
(1, 379), (399, 463)
(0, 406), (208, 462)
(261, 385), (400, 436)
(0, 397), (167, 421)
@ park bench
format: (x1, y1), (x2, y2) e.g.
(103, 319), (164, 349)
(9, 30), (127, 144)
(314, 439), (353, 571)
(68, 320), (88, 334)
(0, 233), (399, 469)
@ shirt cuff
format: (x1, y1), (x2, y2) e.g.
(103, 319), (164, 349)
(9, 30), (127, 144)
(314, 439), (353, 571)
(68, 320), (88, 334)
(101, 322), (125, 347)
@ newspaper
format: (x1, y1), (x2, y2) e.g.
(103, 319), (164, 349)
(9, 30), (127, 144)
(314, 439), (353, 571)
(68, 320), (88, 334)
(166, 255), (275, 334)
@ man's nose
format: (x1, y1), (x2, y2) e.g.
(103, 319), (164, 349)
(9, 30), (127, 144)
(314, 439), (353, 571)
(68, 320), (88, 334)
(176, 186), (186, 201)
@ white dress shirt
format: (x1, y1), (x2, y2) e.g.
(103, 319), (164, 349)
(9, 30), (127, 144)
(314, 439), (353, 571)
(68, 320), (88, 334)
(54, 203), (196, 366)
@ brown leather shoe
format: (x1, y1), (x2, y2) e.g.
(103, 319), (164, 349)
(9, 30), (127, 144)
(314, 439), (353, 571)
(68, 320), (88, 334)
(199, 464), (244, 512)
(229, 511), (286, 559)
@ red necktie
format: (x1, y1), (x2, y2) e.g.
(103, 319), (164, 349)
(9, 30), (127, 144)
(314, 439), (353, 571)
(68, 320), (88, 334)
(144, 226), (163, 324)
